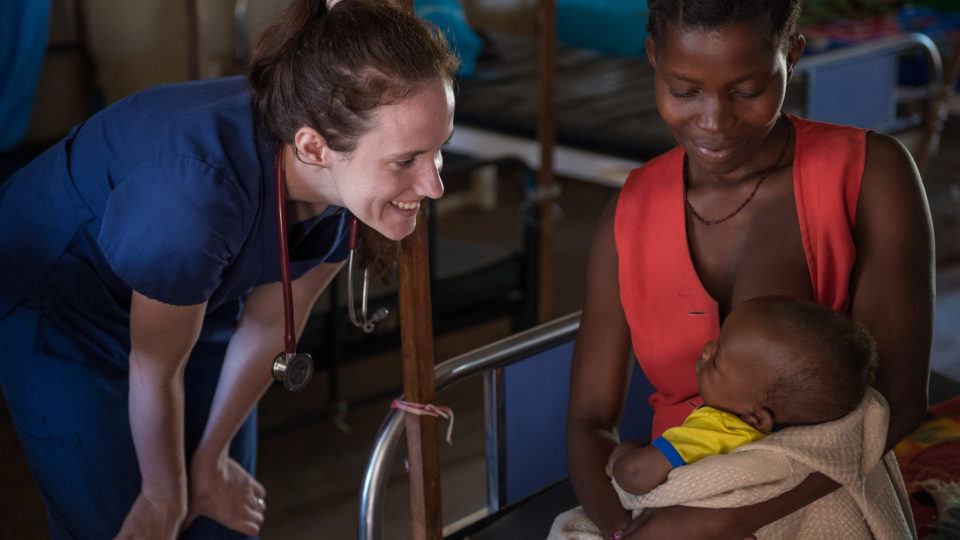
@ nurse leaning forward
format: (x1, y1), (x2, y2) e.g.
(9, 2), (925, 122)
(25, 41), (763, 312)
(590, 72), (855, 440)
(0, 1), (457, 537)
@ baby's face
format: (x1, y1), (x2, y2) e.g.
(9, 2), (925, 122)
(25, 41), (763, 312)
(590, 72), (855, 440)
(696, 308), (780, 430)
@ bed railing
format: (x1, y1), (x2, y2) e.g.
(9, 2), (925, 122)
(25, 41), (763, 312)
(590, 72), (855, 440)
(358, 312), (582, 540)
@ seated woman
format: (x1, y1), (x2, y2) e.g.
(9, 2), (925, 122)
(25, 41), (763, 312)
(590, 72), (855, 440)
(564, 0), (933, 538)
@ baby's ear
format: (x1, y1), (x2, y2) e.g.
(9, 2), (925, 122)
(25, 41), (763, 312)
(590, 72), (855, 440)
(740, 406), (775, 434)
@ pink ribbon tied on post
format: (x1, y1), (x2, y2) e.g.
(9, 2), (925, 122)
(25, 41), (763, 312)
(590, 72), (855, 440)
(391, 399), (456, 445)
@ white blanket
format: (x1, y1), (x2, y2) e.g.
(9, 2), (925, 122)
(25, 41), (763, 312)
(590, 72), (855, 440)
(549, 388), (915, 539)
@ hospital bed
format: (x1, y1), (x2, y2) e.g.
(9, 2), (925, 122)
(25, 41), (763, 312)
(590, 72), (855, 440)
(448, 31), (945, 187)
(210, 3), (947, 187)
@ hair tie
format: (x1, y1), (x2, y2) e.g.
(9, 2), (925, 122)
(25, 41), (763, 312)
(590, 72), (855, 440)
(326, 0), (343, 9)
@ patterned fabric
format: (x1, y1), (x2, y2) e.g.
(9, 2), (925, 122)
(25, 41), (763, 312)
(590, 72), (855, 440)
(896, 396), (960, 538)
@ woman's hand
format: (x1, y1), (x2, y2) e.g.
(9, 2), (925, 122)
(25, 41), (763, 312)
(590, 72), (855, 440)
(186, 456), (267, 536)
(181, 264), (339, 536)
(623, 505), (756, 540)
(114, 491), (186, 540)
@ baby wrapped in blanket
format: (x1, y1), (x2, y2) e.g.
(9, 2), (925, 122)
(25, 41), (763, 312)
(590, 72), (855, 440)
(550, 296), (915, 539)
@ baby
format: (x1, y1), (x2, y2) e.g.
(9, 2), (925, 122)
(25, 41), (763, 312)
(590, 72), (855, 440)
(607, 295), (877, 495)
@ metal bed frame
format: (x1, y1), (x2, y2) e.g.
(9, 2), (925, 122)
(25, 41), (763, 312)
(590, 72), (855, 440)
(358, 312), (581, 540)
(446, 32), (944, 188)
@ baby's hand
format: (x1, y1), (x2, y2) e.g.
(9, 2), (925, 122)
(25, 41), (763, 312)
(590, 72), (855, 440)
(606, 442), (642, 477)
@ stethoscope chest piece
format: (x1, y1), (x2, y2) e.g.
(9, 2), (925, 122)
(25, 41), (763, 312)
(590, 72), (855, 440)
(272, 352), (314, 392)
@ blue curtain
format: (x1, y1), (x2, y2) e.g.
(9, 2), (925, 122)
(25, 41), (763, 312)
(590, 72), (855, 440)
(557, 0), (649, 57)
(0, 0), (52, 151)
(415, 0), (482, 78)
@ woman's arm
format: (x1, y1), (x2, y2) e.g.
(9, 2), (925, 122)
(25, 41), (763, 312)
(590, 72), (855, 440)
(627, 132), (934, 539)
(187, 261), (343, 535)
(115, 292), (206, 539)
(850, 132), (933, 449)
(623, 473), (838, 539)
(567, 195), (636, 537)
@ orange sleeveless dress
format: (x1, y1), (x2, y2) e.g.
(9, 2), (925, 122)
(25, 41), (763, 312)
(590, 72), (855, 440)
(614, 115), (867, 438)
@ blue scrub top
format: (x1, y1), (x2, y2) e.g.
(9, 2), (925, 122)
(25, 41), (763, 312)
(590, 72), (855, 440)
(0, 76), (350, 374)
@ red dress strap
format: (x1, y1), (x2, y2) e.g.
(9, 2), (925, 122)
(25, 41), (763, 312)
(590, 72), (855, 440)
(789, 114), (867, 312)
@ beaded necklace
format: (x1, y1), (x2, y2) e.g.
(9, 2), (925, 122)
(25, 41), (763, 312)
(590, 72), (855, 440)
(684, 122), (792, 226)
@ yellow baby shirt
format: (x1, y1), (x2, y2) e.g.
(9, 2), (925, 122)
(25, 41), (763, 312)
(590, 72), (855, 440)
(651, 406), (765, 467)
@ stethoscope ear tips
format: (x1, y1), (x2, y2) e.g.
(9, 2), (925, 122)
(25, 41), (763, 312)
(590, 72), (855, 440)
(361, 307), (390, 334)
(272, 352), (314, 392)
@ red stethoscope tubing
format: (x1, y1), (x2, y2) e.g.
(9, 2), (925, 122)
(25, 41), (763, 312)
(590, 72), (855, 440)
(348, 213), (360, 251)
(274, 149), (297, 356)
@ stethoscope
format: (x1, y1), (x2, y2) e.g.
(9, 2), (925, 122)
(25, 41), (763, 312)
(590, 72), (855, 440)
(270, 148), (389, 392)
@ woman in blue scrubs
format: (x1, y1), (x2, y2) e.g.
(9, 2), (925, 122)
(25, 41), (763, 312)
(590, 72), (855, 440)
(0, 1), (457, 538)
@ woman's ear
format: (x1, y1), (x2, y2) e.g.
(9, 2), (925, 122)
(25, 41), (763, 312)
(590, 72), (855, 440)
(786, 33), (806, 82)
(645, 35), (658, 69)
(740, 406), (775, 434)
(293, 126), (333, 166)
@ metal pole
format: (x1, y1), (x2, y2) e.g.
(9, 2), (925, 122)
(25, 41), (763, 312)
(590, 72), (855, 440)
(916, 34), (959, 177)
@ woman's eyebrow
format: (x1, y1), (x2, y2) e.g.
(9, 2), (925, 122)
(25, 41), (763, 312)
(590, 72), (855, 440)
(385, 129), (455, 160)
(386, 149), (426, 160)
(667, 71), (774, 85)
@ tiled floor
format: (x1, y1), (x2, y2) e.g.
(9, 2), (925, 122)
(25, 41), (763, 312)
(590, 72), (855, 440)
(3, 116), (960, 538)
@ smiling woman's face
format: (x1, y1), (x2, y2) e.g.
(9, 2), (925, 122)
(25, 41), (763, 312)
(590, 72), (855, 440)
(648, 22), (800, 179)
(325, 78), (455, 241)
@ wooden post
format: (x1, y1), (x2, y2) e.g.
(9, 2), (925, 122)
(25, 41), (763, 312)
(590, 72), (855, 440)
(397, 206), (442, 540)
(394, 4), (441, 539)
(537, 0), (557, 323)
